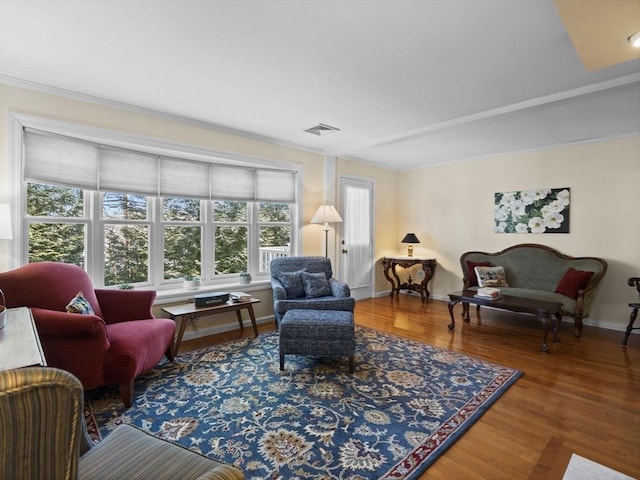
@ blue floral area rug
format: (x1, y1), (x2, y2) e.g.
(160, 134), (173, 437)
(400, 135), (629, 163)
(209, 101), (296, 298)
(85, 327), (522, 479)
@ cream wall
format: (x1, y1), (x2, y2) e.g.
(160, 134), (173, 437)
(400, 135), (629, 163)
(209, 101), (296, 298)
(397, 136), (640, 331)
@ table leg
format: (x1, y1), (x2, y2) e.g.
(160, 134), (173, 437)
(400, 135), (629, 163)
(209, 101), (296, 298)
(391, 264), (401, 298)
(247, 304), (259, 337)
(448, 299), (460, 329)
(173, 314), (191, 356)
(553, 312), (562, 343)
(235, 310), (244, 331)
(539, 312), (551, 353)
(419, 265), (433, 303)
(382, 260), (397, 298)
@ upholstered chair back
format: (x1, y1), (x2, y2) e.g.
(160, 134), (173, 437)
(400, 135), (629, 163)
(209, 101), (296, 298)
(0, 367), (84, 480)
(0, 261), (103, 318)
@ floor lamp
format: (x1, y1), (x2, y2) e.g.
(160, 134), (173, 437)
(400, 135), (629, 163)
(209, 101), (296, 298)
(311, 204), (343, 257)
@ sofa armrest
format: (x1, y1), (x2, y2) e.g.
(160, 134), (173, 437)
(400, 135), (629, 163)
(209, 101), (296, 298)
(329, 278), (351, 298)
(271, 278), (287, 301)
(94, 289), (157, 324)
(30, 307), (108, 338)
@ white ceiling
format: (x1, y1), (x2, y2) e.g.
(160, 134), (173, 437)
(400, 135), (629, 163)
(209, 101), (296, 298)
(1, 0), (639, 170)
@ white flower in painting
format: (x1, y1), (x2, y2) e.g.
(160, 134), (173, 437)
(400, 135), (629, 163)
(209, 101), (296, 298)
(499, 192), (516, 206)
(534, 189), (551, 200)
(520, 190), (537, 206)
(494, 221), (507, 233)
(515, 223), (529, 233)
(544, 212), (564, 229)
(494, 205), (510, 222)
(543, 200), (565, 214)
(556, 189), (570, 207)
(510, 199), (526, 217)
(528, 217), (546, 233)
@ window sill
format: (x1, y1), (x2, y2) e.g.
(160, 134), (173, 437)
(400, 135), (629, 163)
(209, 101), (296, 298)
(154, 279), (271, 305)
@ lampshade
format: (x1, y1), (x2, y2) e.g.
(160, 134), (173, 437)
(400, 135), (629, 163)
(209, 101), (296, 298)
(401, 233), (420, 244)
(401, 232), (419, 257)
(310, 205), (343, 225)
(0, 204), (12, 240)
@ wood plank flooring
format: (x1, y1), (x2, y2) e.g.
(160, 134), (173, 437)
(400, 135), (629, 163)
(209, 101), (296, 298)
(180, 295), (640, 479)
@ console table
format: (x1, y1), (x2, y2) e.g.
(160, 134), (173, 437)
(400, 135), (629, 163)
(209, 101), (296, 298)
(162, 298), (260, 354)
(382, 256), (437, 302)
(0, 307), (47, 371)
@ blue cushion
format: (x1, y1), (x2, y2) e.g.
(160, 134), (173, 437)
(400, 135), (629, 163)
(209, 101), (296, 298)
(301, 271), (332, 298)
(277, 270), (305, 299)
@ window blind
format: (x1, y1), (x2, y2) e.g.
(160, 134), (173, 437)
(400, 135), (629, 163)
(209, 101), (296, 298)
(23, 128), (297, 203)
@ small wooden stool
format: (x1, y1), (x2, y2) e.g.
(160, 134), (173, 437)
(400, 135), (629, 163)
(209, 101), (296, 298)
(279, 309), (355, 372)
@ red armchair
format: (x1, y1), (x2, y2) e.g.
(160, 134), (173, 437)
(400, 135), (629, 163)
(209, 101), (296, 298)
(0, 262), (175, 407)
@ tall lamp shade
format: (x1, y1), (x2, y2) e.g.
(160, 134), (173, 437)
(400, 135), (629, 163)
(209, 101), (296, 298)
(401, 232), (420, 257)
(0, 204), (12, 240)
(310, 204), (343, 257)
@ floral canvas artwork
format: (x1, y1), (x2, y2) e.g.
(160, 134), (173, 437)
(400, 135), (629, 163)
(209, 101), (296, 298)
(494, 188), (570, 234)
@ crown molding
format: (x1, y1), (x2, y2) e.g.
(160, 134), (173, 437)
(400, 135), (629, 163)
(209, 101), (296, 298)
(0, 74), (326, 157)
(330, 73), (640, 157)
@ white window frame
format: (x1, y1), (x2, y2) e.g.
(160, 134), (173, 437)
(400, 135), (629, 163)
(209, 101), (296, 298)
(8, 113), (302, 288)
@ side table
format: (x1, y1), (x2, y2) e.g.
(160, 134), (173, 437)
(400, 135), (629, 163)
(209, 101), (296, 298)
(382, 256), (437, 302)
(0, 307), (47, 371)
(162, 298), (260, 355)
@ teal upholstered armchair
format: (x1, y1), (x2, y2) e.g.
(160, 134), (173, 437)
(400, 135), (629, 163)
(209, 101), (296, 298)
(270, 256), (355, 325)
(0, 367), (245, 480)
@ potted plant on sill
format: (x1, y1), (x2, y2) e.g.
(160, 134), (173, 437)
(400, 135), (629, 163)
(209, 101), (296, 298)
(183, 275), (202, 290)
(239, 271), (252, 285)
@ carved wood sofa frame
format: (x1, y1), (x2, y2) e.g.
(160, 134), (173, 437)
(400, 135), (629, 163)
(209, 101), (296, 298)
(460, 243), (608, 337)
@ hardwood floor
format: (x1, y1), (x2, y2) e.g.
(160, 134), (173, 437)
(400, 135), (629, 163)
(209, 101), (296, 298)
(180, 295), (640, 479)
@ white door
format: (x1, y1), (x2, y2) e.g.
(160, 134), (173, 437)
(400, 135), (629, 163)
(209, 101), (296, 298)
(338, 176), (374, 300)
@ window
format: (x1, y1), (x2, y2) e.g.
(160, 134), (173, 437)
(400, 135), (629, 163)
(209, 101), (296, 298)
(26, 183), (86, 266)
(259, 203), (291, 272)
(19, 121), (299, 289)
(163, 197), (202, 281)
(103, 193), (150, 285)
(25, 183), (295, 288)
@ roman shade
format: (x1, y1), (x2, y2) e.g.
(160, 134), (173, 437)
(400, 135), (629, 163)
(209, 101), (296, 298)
(24, 128), (297, 203)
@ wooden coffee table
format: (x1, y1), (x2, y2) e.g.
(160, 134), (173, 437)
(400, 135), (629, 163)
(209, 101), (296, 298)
(447, 290), (562, 352)
(162, 298), (260, 355)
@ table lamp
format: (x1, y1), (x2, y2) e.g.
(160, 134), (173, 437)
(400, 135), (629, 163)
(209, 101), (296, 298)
(401, 233), (420, 257)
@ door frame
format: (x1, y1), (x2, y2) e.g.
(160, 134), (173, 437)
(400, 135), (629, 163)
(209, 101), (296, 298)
(337, 174), (375, 300)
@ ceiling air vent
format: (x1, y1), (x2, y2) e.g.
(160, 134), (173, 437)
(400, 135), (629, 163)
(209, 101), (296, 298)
(304, 123), (341, 136)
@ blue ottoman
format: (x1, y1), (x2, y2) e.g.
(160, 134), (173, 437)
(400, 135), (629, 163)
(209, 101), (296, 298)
(279, 309), (355, 373)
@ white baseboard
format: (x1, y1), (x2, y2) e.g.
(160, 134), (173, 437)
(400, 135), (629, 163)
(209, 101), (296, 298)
(181, 314), (274, 342)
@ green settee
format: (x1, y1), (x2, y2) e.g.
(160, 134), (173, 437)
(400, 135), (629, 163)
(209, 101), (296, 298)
(460, 244), (607, 337)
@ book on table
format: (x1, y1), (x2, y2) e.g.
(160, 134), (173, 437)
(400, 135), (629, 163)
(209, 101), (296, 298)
(230, 292), (252, 301)
(474, 287), (501, 300)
